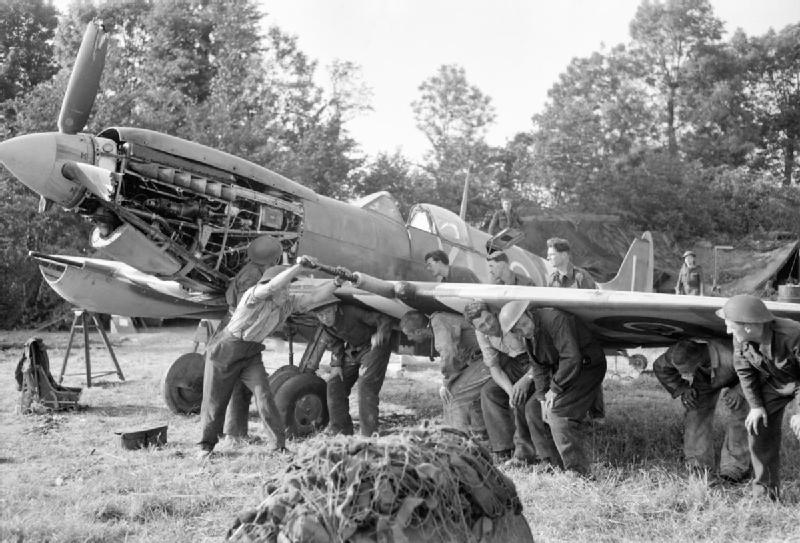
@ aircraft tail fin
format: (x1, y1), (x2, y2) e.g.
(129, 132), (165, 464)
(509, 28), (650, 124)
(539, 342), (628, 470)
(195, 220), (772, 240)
(598, 232), (654, 292)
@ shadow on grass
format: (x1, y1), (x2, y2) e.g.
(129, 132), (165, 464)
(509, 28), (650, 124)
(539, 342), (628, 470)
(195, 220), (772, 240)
(85, 404), (168, 417)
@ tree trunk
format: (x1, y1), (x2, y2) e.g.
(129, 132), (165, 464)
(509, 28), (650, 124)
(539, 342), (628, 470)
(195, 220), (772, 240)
(667, 86), (678, 156)
(783, 138), (795, 186)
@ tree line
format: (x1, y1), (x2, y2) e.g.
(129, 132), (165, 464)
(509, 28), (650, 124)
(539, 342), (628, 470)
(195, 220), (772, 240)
(1, 0), (798, 328)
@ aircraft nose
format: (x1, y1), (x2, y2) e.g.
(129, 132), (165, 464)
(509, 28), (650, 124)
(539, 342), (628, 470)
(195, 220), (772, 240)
(0, 132), (90, 207)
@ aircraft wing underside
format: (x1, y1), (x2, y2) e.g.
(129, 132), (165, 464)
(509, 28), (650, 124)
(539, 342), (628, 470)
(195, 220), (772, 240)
(330, 280), (800, 349)
(36, 254), (800, 351)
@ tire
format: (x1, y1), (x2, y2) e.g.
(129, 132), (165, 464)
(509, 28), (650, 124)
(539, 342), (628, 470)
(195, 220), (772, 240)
(273, 373), (328, 438)
(268, 364), (300, 394)
(628, 353), (648, 372)
(161, 352), (204, 415)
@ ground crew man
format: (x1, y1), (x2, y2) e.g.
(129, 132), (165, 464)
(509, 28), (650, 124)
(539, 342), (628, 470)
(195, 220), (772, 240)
(223, 237), (282, 441)
(465, 301), (558, 465)
(545, 236), (604, 421)
(488, 188), (522, 236)
(313, 302), (394, 436)
(486, 250), (535, 286)
(653, 338), (750, 481)
(545, 237), (597, 289)
(676, 250), (704, 295)
(399, 310), (491, 439)
(424, 249), (480, 283)
(499, 300), (606, 476)
(197, 256), (339, 458)
(717, 294), (800, 500)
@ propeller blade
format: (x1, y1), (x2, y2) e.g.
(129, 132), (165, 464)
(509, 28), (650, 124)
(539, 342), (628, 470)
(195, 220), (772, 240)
(61, 161), (114, 201)
(58, 21), (108, 134)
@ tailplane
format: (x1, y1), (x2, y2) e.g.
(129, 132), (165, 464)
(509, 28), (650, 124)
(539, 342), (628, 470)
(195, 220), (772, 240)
(598, 232), (654, 292)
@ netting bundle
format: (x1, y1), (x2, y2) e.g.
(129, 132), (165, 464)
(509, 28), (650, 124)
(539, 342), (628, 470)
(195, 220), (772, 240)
(227, 426), (534, 543)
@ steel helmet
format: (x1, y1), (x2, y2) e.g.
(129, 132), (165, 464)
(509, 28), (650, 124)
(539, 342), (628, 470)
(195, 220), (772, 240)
(682, 250), (696, 258)
(499, 300), (529, 336)
(258, 264), (291, 284)
(247, 236), (282, 266)
(715, 294), (774, 323)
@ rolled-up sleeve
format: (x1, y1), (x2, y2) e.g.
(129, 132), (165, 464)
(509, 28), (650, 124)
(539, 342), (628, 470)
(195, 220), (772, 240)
(476, 331), (501, 369)
(431, 315), (460, 381)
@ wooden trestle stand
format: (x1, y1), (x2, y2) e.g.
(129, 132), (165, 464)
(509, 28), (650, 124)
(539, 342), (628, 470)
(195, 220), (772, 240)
(58, 309), (125, 387)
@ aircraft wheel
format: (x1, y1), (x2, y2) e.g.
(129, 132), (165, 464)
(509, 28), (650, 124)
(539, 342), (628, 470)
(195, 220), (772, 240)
(628, 353), (648, 372)
(274, 373), (328, 438)
(268, 364), (300, 394)
(162, 352), (204, 415)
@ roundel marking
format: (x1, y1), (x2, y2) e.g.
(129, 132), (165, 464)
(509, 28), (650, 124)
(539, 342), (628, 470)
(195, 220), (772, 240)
(593, 316), (718, 339)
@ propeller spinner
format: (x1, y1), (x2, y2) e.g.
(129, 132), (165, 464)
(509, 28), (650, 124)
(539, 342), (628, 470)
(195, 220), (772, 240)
(0, 21), (110, 208)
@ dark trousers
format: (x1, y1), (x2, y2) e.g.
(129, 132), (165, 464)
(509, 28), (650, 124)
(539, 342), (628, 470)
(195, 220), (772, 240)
(547, 360), (606, 475)
(223, 382), (252, 438)
(683, 386), (749, 477)
(327, 342), (391, 436)
(748, 385), (797, 499)
(446, 359), (491, 436)
(198, 330), (285, 451)
(480, 354), (544, 458)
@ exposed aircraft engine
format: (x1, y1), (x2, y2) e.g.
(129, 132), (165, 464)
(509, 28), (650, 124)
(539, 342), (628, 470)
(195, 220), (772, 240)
(71, 128), (307, 292)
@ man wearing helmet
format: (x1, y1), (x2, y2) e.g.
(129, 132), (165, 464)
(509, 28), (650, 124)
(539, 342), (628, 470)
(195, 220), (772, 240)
(676, 250), (704, 296)
(653, 339), (750, 482)
(498, 300), (606, 475)
(465, 301), (559, 466)
(718, 294), (800, 500)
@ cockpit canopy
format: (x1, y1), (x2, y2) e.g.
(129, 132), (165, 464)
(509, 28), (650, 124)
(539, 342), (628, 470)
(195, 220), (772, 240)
(350, 191), (404, 224)
(407, 204), (471, 247)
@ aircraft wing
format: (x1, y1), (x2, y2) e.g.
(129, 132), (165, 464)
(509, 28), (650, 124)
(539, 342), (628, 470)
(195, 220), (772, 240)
(31, 253), (227, 319)
(332, 277), (800, 349)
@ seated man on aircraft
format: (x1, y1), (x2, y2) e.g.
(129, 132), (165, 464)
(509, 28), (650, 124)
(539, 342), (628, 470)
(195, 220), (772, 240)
(399, 310), (491, 442)
(499, 301), (607, 476)
(487, 250), (535, 286)
(465, 301), (557, 466)
(424, 249), (480, 283)
(312, 301), (394, 436)
(197, 255), (338, 459)
(653, 338), (750, 482)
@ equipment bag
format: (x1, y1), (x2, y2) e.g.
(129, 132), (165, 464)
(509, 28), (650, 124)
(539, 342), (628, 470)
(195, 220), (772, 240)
(15, 337), (82, 413)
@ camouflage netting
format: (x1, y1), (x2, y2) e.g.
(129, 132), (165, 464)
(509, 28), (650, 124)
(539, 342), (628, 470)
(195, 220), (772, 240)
(227, 427), (534, 543)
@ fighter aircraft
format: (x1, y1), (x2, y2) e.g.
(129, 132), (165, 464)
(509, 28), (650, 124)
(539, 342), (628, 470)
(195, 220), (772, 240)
(4, 21), (774, 437)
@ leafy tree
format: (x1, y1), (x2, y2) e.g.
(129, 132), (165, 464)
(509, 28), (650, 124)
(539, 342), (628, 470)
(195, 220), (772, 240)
(679, 34), (759, 167)
(0, 0), (58, 136)
(736, 24), (800, 185)
(0, 0), (58, 104)
(531, 46), (657, 208)
(353, 152), (433, 217)
(412, 64), (496, 212)
(629, 0), (723, 155)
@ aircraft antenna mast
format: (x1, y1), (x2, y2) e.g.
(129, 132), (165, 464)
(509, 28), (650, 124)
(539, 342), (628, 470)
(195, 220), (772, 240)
(459, 163), (471, 220)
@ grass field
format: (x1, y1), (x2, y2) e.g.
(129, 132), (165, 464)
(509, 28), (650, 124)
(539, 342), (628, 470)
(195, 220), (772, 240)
(1, 327), (798, 542)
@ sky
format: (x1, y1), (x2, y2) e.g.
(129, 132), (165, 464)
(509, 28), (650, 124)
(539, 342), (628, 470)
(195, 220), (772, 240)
(258, 0), (800, 162)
